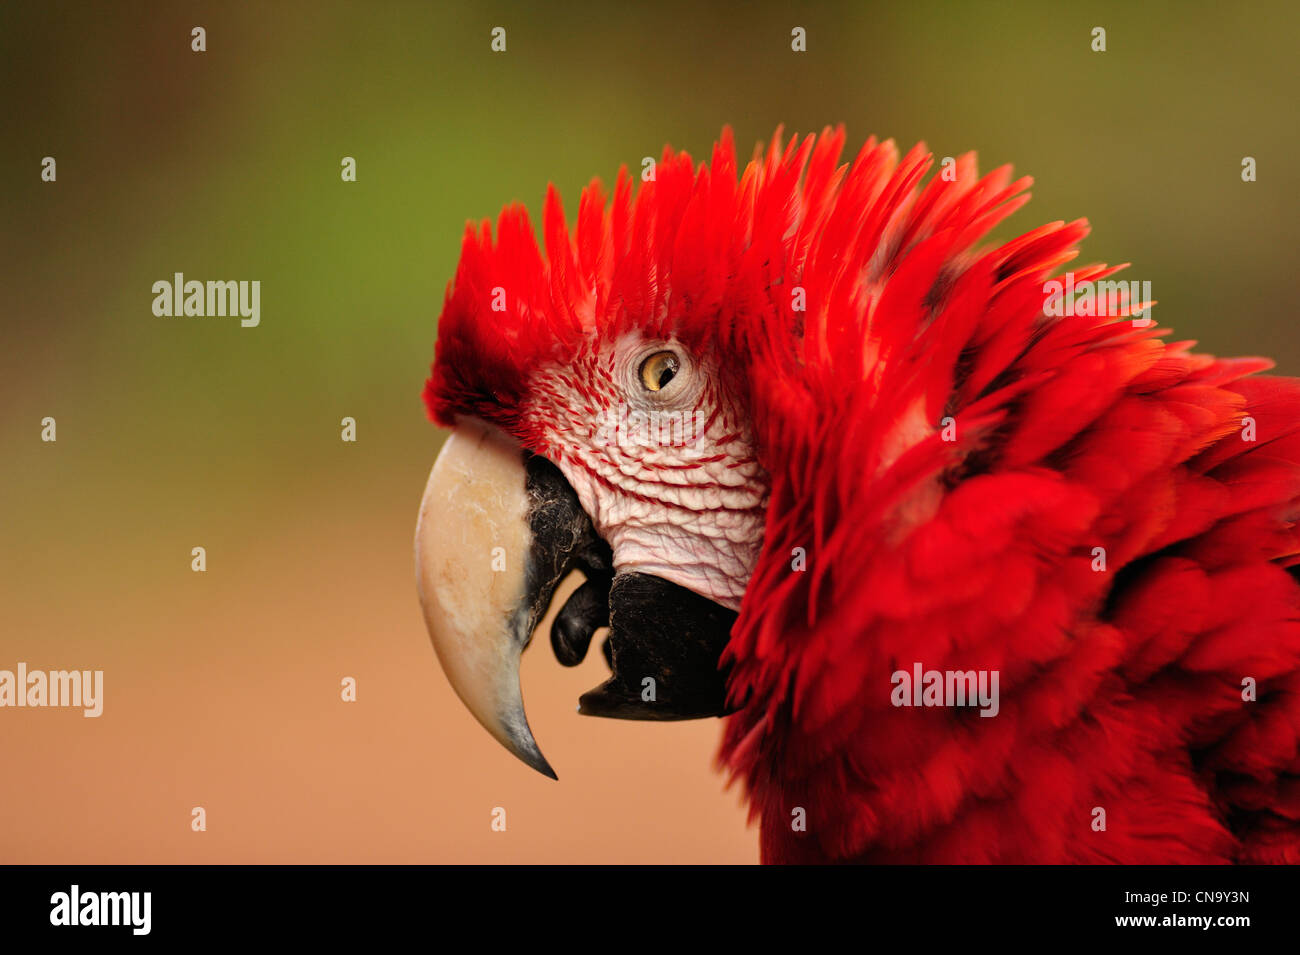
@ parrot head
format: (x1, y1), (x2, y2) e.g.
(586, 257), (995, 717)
(417, 125), (1050, 779)
(417, 129), (781, 777)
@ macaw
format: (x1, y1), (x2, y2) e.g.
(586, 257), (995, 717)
(415, 127), (1300, 864)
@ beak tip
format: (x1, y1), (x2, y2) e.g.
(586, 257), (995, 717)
(517, 745), (559, 780)
(498, 707), (560, 780)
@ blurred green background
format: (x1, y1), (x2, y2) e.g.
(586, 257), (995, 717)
(2, 0), (1297, 862)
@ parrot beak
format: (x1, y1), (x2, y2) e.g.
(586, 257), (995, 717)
(416, 419), (739, 779)
(414, 421), (562, 779)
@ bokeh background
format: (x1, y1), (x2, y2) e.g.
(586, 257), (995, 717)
(2, 0), (1297, 863)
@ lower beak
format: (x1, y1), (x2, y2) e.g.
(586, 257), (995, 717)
(415, 420), (738, 778)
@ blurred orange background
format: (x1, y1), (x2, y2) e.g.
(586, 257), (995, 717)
(2, 0), (1296, 862)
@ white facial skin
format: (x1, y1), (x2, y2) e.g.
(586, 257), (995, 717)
(525, 333), (769, 610)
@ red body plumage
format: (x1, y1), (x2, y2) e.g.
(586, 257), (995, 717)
(426, 128), (1300, 864)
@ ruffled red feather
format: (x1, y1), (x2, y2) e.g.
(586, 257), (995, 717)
(425, 128), (1300, 863)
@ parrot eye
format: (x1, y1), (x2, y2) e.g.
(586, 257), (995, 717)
(638, 351), (681, 392)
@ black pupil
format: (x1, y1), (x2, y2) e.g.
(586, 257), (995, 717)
(657, 358), (677, 388)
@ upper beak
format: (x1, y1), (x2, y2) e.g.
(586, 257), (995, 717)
(415, 420), (739, 778)
(414, 421), (570, 778)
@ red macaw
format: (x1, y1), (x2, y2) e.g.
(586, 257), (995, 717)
(415, 127), (1300, 864)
